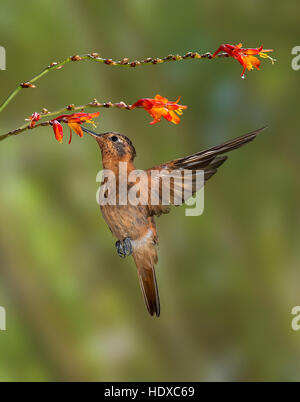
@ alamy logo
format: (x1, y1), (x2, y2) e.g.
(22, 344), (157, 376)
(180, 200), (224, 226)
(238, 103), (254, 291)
(0, 306), (6, 331)
(95, 162), (205, 216)
(0, 47), (6, 70)
(291, 306), (300, 331)
(291, 46), (300, 71)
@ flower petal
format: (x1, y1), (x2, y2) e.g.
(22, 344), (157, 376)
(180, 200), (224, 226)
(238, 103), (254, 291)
(154, 94), (168, 103)
(52, 120), (63, 143)
(168, 110), (181, 124)
(68, 122), (83, 137)
(243, 55), (261, 71)
(243, 46), (263, 55)
(160, 108), (173, 122)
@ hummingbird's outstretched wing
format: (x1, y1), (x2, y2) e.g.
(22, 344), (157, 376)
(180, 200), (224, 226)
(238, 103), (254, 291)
(144, 127), (266, 217)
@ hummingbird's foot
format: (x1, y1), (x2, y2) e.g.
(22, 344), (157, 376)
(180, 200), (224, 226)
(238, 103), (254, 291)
(123, 237), (133, 256)
(116, 240), (126, 258)
(115, 238), (133, 258)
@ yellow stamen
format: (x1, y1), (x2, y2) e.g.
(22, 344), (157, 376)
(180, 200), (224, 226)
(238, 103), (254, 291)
(259, 52), (276, 64)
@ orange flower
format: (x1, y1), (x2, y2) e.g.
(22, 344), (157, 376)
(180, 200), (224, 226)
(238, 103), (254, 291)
(50, 112), (100, 143)
(28, 112), (41, 128)
(131, 94), (187, 125)
(212, 43), (276, 78)
(52, 120), (63, 142)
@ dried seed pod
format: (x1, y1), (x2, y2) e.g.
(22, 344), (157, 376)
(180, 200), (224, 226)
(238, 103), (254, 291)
(120, 58), (129, 64)
(70, 55), (82, 61)
(21, 82), (36, 88)
(90, 99), (101, 107)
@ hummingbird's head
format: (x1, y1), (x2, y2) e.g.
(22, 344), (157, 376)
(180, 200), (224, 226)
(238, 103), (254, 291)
(82, 128), (136, 162)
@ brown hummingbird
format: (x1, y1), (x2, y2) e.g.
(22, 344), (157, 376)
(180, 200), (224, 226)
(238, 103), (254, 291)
(82, 126), (265, 317)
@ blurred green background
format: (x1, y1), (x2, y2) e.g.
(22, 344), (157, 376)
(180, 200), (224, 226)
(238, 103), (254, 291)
(0, 0), (299, 382)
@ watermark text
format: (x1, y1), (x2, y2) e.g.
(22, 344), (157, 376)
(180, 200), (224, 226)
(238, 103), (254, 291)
(0, 47), (6, 70)
(96, 162), (204, 216)
(291, 306), (300, 331)
(291, 46), (300, 71)
(0, 306), (6, 331)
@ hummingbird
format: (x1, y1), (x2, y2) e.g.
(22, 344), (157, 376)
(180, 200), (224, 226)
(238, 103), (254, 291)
(82, 126), (265, 317)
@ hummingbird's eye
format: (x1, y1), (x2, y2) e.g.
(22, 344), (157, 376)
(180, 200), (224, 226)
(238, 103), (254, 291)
(110, 135), (118, 142)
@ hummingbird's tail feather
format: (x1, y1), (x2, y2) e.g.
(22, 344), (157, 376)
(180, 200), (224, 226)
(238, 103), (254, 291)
(133, 249), (160, 317)
(138, 264), (160, 317)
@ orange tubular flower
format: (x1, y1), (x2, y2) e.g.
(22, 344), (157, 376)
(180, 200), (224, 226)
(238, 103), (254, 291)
(131, 94), (187, 125)
(49, 112), (100, 143)
(52, 120), (63, 142)
(212, 43), (276, 78)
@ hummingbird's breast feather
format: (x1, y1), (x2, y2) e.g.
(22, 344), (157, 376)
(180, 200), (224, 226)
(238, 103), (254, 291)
(100, 204), (157, 243)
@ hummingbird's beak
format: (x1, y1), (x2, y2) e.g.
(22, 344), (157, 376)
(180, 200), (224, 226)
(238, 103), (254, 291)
(81, 126), (104, 138)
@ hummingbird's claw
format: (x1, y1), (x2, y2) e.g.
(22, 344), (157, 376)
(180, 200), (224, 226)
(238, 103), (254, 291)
(123, 237), (133, 256)
(115, 238), (133, 258)
(116, 240), (126, 258)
